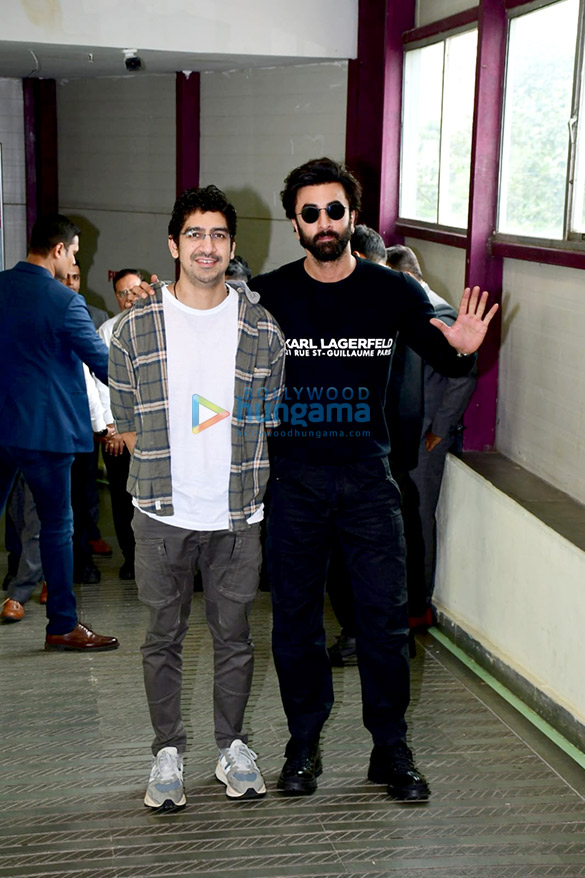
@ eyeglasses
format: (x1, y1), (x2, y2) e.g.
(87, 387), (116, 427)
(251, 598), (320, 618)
(115, 288), (133, 298)
(297, 202), (347, 224)
(181, 230), (231, 242)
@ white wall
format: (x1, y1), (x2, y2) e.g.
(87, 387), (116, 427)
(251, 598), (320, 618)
(497, 259), (585, 506)
(200, 62), (349, 276)
(417, 0), (478, 28)
(3, 1), (357, 61)
(0, 78), (26, 269)
(404, 237), (466, 308)
(58, 75), (176, 314)
(436, 455), (585, 729)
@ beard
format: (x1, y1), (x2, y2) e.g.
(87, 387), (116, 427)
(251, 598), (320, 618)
(298, 222), (353, 263)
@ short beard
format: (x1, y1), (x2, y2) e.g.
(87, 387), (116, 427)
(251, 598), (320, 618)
(298, 223), (352, 263)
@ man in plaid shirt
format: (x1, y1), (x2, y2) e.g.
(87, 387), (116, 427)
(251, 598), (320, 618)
(109, 186), (285, 812)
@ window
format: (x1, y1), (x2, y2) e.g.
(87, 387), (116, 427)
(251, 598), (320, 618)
(400, 29), (478, 228)
(498, 0), (580, 240)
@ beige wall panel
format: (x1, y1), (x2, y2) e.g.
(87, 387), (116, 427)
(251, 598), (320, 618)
(497, 259), (585, 505)
(58, 75), (176, 313)
(417, 0), (478, 28)
(200, 62), (348, 274)
(404, 238), (466, 307)
(436, 456), (585, 728)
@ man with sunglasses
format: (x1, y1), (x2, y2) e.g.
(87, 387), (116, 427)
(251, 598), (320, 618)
(108, 186), (285, 811)
(251, 157), (498, 802)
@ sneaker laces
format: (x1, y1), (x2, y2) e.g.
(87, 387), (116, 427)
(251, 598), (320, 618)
(228, 740), (258, 772)
(151, 748), (182, 782)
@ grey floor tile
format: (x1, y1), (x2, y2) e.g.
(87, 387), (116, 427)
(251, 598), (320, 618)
(1, 493), (585, 877)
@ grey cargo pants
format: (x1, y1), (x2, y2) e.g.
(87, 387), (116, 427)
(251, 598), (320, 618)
(133, 509), (262, 755)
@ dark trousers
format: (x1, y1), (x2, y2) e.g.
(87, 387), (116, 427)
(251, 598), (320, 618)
(327, 468), (429, 628)
(266, 456), (410, 748)
(71, 451), (96, 576)
(102, 446), (134, 562)
(410, 437), (455, 603)
(0, 447), (77, 634)
(6, 474), (43, 604)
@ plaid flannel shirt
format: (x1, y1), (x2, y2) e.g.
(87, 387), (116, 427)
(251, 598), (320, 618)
(108, 281), (285, 531)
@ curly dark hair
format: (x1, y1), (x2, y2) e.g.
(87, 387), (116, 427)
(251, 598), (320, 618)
(280, 157), (362, 219)
(168, 185), (237, 243)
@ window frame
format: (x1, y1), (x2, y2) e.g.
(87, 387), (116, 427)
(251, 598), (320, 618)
(494, 0), (584, 248)
(399, 16), (479, 231)
(396, 0), (585, 270)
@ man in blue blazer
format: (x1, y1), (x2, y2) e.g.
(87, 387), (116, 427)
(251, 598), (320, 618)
(0, 214), (118, 650)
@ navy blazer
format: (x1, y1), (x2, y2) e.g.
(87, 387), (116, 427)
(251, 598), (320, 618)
(0, 261), (109, 453)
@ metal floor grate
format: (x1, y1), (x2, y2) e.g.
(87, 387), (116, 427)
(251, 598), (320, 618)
(1, 520), (585, 877)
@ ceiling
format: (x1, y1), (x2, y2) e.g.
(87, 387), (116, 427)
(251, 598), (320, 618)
(0, 41), (326, 80)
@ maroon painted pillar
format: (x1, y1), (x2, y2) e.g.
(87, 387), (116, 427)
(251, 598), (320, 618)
(346, 0), (416, 235)
(378, 0), (415, 241)
(23, 79), (58, 240)
(463, 0), (506, 450)
(345, 0), (388, 228)
(176, 72), (200, 197)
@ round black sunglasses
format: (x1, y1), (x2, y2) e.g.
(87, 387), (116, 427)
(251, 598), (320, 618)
(297, 202), (347, 224)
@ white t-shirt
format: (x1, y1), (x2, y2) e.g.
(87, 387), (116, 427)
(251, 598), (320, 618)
(139, 284), (238, 530)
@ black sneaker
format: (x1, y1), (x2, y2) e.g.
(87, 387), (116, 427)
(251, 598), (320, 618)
(368, 741), (430, 802)
(277, 739), (322, 795)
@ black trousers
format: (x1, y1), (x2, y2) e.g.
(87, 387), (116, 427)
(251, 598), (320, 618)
(102, 446), (135, 563)
(267, 456), (410, 748)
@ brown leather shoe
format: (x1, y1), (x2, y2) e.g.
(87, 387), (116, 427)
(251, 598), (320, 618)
(1, 599), (25, 622)
(39, 581), (48, 604)
(45, 623), (119, 651)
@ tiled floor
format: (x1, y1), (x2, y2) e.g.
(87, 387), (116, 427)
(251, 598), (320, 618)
(2, 517), (585, 877)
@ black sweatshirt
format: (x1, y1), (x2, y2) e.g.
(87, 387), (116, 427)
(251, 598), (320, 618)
(251, 257), (474, 465)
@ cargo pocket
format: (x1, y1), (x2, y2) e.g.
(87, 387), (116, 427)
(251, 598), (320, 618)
(207, 526), (262, 603)
(135, 537), (178, 608)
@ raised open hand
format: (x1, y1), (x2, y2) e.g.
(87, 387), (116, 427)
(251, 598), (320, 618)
(430, 286), (498, 355)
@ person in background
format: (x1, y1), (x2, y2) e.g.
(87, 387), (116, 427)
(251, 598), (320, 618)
(63, 264), (110, 330)
(69, 362), (114, 584)
(63, 262), (113, 558)
(0, 213), (118, 651)
(386, 245), (477, 620)
(226, 255), (252, 283)
(96, 269), (144, 581)
(0, 475), (46, 622)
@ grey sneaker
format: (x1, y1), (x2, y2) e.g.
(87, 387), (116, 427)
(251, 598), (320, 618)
(215, 739), (267, 799)
(144, 746), (186, 811)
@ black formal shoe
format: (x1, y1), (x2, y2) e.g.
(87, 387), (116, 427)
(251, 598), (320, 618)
(368, 741), (430, 802)
(119, 560), (135, 580)
(328, 633), (357, 667)
(277, 739), (322, 795)
(74, 564), (101, 584)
